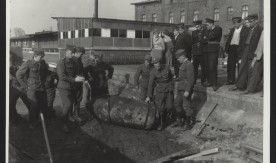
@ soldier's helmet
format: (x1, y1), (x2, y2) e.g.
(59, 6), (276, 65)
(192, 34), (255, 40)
(33, 49), (45, 56)
(175, 49), (186, 58)
(75, 46), (85, 54)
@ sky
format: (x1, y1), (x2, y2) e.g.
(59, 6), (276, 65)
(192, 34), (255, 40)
(9, 0), (140, 35)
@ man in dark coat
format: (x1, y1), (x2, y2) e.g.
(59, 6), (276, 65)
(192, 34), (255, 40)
(145, 57), (173, 131)
(173, 49), (195, 130)
(191, 20), (208, 85)
(202, 18), (222, 91)
(134, 55), (154, 100)
(16, 49), (49, 129)
(230, 14), (263, 93)
(224, 17), (249, 85)
(57, 45), (85, 132)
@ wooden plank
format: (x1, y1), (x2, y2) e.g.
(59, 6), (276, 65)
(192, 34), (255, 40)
(177, 148), (219, 161)
(241, 144), (263, 163)
(149, 148), (200, 163)
(192, 103), (218, 136)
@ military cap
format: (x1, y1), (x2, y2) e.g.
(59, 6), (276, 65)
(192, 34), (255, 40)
(193, 20), (203, 25)
(33, 49), (45, 56)
(246, 14), (259, 21)
(144, 55), (152, 61)
(75, 46), (85, 54)
(175, 49), (186, 58)
(153, 29), (160, 34)
(152, 57), (161, 64)
(232, 17), (242, 23)
(205, 18), (215, 24)
(66, 44), (76, 52)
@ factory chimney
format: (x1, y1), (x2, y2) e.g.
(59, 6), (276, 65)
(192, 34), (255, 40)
(93, 0), (98, 18)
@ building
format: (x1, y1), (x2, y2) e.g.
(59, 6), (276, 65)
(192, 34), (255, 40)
(10, 31), (59, 53)
(51, 17), (176, 63)
(132, 0), (263, 35)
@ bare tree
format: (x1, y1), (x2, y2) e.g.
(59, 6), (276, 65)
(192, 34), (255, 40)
(12, 27), (26, 37)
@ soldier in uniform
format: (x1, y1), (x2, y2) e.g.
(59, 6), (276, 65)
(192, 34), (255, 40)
(134, 55), (154, 100)
(10, 51), (30, 124)
(71, 46), (86, 123)
(16, 49), (49, 129)
(173, 49), (195, 130)
(57, 45), (85, 132)
(145, 57), (173, 131)
(203, 18), (222, 91)
(191, 20), (208, 85)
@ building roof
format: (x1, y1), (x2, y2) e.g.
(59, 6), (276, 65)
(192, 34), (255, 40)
(34, 31), (58, 35)
(10, 35), (34, 40)
(131, 0), (160, 5)
(10, 31), (58, 40)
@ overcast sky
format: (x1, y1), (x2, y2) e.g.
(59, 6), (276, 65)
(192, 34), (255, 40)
(10, 0), (139, 34)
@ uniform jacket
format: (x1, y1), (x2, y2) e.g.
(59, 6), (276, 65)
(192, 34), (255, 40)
(191, 28), (208, 56)
(72, 56), (84, 76)
(16, 59), (48, 91)
(45, 70), (58, 90)
(244, 24), (263, 60)
(254, 30), (263, 60)
(147, 65), (173, 98)
(56, 57), (77, 90)
(225, 25), (250, 59)
(173, 32), (192, 55)
(134, 64), (154, 88)
(203, 25), (222, 53)
(10, 65), (21, 89)
(177, 60), (195, 92)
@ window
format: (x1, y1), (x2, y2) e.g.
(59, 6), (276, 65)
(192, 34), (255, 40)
(242, 5), (249, 19)
(135, 30), (143, 38)
(63, 31), (68, 39)
(143, 31), (150, 38)
(180, 11), (185, 23)
(152, 13), (157, 22)
(214, 8), (219, 21)
(71, 31), (75, 38)
(119, 29), (127, 38)
(111, 29), (119, 37)
(227, 7), (234, 20)
(142, 14), (147, 22)
(89, 28), (101, 36)
(79, 29), (85, 37)
(193, 10), (199, 21)
(169, 12), (174, 23)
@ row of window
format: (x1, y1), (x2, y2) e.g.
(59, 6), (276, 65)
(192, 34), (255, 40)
(60, 28), (151, 39)
(141, 5), (249, 23)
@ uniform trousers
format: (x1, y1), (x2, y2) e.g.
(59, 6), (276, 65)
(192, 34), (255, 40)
(9, 87), (30, 120)
(46, 88), (56, 118)
(247, 58), (263, 92)
(139, 87), (147, 101)
(227, 45), (239, 82)
(154, 91), (173, 114)
(58, 88), (77, 124)
(192, 55), (206, 84)
(27, 90), (48, 124)
(73, 84), (83, 116)
(236, 45), (250, 90)
(204, 53), (218, 85)
(174, 90), (192, 117)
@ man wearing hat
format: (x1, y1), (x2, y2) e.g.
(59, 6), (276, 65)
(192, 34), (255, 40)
(203, 18), (222, 91)
(57, 45), (85, 132)
(71, 46), (86, 123)
(224, 17), (250, 85)
(173, 49), (195, 130)
(134, 55), (154, 100)
(145, 57), (173, 130)
(16, 49), (49, 129)
(230, 14), (263, 94)
(191, 20), (208, 85)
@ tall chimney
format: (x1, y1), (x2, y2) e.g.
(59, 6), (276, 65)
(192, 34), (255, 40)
(94, 0), (98, 18)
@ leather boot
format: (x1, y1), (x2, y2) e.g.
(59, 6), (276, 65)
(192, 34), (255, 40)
(182, 116), (192, 131)
(157, 113), (165, 131)
(171, 114), (183, 127)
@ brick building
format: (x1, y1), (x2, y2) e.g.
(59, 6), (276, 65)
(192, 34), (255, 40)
(132, 0), (263, 35)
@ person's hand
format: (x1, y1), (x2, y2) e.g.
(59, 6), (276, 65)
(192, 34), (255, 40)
(251, 57), (257, 68)
(145, 97), (151, 103)
(75, 76), (85, 82)
(238, 59), (241, 64)
(184, 91), (189, 97)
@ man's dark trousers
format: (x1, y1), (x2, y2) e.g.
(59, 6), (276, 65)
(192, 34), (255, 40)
(227, 45), (239, 83)
(27, 90), (48, 124)
(205, 53), (218, 85)
(235, 45), (250, 90)
(247, 58), (263, 92)
(10, 87), (30, 120)
(193, 55), (206, 84)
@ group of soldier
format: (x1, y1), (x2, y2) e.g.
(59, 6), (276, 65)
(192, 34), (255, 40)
(10, 45), (114, 133)
(134, 13), (263, 131)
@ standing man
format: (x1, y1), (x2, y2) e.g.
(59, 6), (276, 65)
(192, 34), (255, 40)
(145, 58), (173, 131)
(16, 49), (48, 129)
(173, 49), (195, 130)
(10, 51), (30, 124)
(134, 55), (154, 100)
(177, 24), (193, 61)
(57, 45), (85, 132)
(71, 46), (86, 123)
(230, 14), (263, 93)
(203, 18), (222, 91)
(224, 17), (249, 85)
(191, 20), (208, 85)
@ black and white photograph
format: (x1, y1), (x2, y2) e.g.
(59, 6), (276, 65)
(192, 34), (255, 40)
(7, 0), (270, 162)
